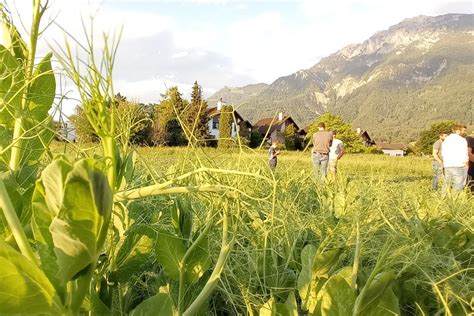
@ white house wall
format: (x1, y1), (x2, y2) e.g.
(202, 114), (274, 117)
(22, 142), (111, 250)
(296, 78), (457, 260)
(208, 120), (219, 138)
(381, 149), (404, 157)
(208, 116), (240, 139)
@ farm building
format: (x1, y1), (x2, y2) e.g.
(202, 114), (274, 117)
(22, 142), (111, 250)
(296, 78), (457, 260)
(253, 113), (305, 143)
(356, 128), (376, 146)
(376, 142), (407, 157)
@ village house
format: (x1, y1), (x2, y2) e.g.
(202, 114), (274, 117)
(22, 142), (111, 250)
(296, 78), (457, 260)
(207, 99), (252, 139)
(376, 142), (407, 157)
(253, 113), (306, 145)
(356, 128), (376, 147)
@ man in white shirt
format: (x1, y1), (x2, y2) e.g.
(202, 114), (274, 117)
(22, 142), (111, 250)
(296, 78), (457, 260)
(441, 123), (468, 193)
(328, 131), (345, 176)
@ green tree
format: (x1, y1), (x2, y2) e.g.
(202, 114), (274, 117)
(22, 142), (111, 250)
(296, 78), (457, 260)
(69, 105), (98, 143)
(307, 112), (363, 153)
(153, 87), (187, 146)
(218, 105), (233, 149)
(114, 99), (151, 148)
(249, 131), (263, 148)
(184, 81), (209, 144)
(284, 123), (297, 150)
(417, 120), (456, 155)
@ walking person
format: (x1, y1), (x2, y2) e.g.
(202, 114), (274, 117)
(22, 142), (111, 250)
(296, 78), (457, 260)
(328, 131), (345, 177)
(432, 130), (447, 190)
(268, 139), (279, 172)
(311, 122), (333, 181)
(441, 123), (468, 194)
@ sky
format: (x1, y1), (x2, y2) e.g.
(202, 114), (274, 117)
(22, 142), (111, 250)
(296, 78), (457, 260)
(4, 0), (473, 115)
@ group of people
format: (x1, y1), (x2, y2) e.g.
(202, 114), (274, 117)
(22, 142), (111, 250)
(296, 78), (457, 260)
(432, 123), (474, 193)
(268, 122), (474, 194)
(268, 122), (345, 178)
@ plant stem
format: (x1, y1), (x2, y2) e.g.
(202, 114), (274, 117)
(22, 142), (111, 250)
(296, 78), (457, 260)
(0, 179), (37, 264)
(9, 0), (42, 172)
(351, 219), (360, 290)
(183, 206), (233, 316)
(102, 136), (116, 191)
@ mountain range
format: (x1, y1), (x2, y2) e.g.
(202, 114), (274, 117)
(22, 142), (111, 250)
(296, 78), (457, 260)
(208, 14), (474, 142)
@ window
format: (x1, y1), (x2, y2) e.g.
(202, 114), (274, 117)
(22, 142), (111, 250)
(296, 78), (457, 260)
(212, 121), (218, 129)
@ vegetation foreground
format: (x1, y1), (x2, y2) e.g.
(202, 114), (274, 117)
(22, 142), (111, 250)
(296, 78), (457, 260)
(0, 1), (472, 315)
(51, 143), (473, 315)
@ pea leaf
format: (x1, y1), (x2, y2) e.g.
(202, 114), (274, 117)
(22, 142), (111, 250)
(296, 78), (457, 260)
(155, 230), (186, 281)
(31, 158), (112, 288)
(184, 230), (211, 284)
(298, 245), (343, 313)
(130, 288), (177, 316)
(27, 53), (55, 121)
(355, 271), (399, 316)
(111, 225), (156, 282)
(320, 275), (356, 316)
(0, 45), (25, 127)
(0, 240), (64, 315)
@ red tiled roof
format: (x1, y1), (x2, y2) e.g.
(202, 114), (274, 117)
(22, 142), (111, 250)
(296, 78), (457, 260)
(207, 107), (244, 121)
(376, 142), (407, 150)
(253, 116), (299, 136)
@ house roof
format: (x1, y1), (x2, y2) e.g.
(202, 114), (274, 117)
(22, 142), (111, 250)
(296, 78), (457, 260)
(253, 115), (300, 136)
(376, 142), (407, 150)
(207, 107), (244, 122)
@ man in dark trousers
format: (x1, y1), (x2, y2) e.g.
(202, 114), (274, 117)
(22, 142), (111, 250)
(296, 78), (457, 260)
(311, 122), (333, 182)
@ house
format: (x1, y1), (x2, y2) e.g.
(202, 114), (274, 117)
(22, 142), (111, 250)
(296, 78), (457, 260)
(356, 128), (376, 146)
(376, 142), (407, 157)
(56, 121), (76, 142)
(253, 113), (302, 143)
(207, 99), (251, 139)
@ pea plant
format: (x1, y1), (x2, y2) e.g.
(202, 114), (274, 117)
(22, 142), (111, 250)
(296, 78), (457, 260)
(0, 1), (272, 315)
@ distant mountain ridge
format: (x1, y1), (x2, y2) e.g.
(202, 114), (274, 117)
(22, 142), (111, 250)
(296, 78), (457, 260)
(208, 13), (474, 141)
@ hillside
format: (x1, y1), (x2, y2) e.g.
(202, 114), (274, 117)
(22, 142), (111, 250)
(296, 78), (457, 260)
(208, 14), (474, 141)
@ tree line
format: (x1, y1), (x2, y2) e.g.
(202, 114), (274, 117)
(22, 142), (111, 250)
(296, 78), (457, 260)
(67, 80), (458, 155)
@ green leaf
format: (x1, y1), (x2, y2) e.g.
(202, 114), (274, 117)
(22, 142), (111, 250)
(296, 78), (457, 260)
(259, 296), (276, 316)
(155, 230), (186, 280)
(51, 159), (112, 285)
(355, 271), (399, 316)
(0, 20), (28, 60)
(313, 248), (343, 278)
(361, 285), (400, 316)
(184, 230), (211, 284)
(298, 245), (343, 313)
(27, 53), (55, 121)
(280, 291), (298, 316)
(31, 179), (62, 295)
(171, 198), (193, 240)
(297, 244), (318, 312)
(0, 240), (64, 315)
(130, 290), (177, 316)
(0, 45), (25, 126)
(320, 275), (356, 316)
(111, 225), (156, 282)
(31, 158), (112, 288)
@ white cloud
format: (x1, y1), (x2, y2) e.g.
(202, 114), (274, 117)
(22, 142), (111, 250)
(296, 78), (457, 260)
(3, 0), (472, 114)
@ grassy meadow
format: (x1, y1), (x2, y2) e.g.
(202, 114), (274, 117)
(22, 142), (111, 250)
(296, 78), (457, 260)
(50, 142), (473, 315)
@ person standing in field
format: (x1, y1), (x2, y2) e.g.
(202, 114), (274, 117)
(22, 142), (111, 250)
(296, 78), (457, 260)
(432, 130), (448, 190)
(311, 122), (333, 181)
(441, 123), (468, 193)
(328, 130), (345, 176)
(466, 131), (474, 192)
(268, 139), (280, 172)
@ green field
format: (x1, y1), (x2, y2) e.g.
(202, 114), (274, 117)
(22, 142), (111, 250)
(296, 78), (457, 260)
(1, 3), (472, 314)
(47, 143), (474, 315)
